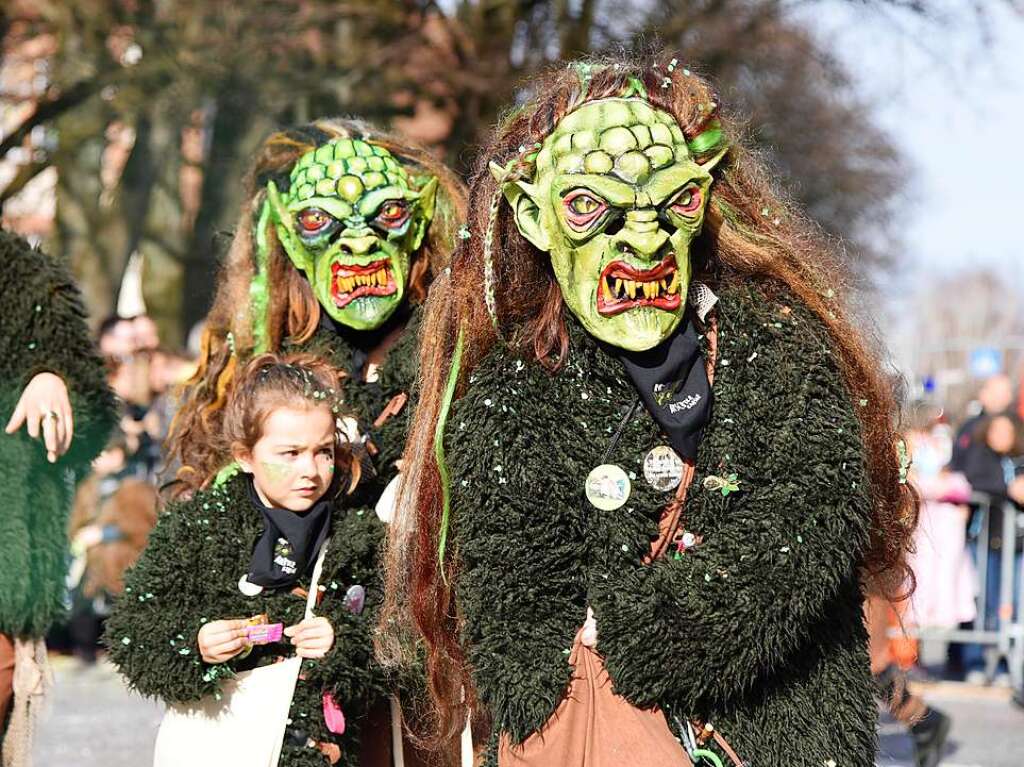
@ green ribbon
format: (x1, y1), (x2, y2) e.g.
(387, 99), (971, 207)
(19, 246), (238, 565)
(250, 201), (272, 354)
(691, 750), (724, 767)
(435, 326), (465, 580)
(622, 74), (649, 101)
(687, 120), (724, 157)
(212, 461), (241, 488)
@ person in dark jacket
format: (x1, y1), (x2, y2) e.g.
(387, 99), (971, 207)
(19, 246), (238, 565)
(0, 230), (115, 758)
(949, 374), (1014, 473)
(961, 413), (1024, 685)
(163, 119), (465, 765)
(107, 354), (384, 766)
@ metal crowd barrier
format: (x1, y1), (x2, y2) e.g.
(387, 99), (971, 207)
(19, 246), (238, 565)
(904, 491), (1023, 690)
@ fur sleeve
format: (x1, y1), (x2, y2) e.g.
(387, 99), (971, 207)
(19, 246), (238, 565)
(593, 293), (873, 711)
(0, 232), (115, 475)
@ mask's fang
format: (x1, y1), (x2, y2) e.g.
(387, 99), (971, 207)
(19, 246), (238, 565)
(596, 254), (682, 317)
(330, 258), (398, 308)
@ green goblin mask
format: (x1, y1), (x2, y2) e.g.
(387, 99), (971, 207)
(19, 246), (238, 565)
(495, 98), (725, 351)
(267, 139), (437, 331)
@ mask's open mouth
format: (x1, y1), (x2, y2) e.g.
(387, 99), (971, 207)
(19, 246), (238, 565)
(331, 258), (397, 309)
(596, 255), (682, 316)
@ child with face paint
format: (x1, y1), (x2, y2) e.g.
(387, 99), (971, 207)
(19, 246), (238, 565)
(107, 354), (386, 767)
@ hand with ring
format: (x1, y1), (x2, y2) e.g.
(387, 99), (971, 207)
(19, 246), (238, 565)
(5, 372), (74, 463)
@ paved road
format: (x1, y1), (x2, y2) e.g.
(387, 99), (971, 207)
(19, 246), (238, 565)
(34, 657), (162, 766)
(32, 657), (1024, 766)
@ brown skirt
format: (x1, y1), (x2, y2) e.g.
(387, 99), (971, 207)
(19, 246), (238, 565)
(498, 635), (690, 767)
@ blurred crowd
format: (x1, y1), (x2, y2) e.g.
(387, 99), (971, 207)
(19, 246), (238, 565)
(47, 314), (195, 663)
(895, 374), (1024, 684)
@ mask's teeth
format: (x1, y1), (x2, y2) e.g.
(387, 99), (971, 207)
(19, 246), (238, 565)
(614, 278), (624, 298)
(667, 271), (680, 294)
(601, 276), (612, 300)
(625, 280), (637, 299)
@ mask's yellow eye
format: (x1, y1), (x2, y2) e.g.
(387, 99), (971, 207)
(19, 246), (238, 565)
(670, 185), (702, 216)
(376, 200), (409, 228)
(563, 190), (608, 230)
(298, 208), (333, 233)
(570, 195), (600, 214)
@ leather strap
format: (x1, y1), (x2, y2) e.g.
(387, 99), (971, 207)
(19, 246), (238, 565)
(713, 731), (746, 767)
(373, 391), (409, 429)
(645, 315), (719, 564)
(643, 314), (745, 767)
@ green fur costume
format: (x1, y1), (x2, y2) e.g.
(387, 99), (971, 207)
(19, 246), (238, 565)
(293, 308), (422, 506)
(0, 231), (115, 638)
(106, 312), (420, 766)
(105, 474), (384, 766)
(446, 281), (876, 766)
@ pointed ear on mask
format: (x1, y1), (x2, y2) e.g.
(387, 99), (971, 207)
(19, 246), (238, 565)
(408, 176), (438, 252)
(265, 180), (312, 273)
(699, 146), (729, 174)
(489, 160), (550, 253)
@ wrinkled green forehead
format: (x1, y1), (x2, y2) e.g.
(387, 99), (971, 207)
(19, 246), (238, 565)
(288, 139), (409, 204)
(536, 98), (691, 185)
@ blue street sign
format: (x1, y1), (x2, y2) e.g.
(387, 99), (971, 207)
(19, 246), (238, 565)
(968, 347), (1003, 378)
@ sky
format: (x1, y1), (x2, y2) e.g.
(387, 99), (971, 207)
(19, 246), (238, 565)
(801, 1), (1024, 284)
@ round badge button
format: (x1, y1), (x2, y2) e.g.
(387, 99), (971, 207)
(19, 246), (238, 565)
(643, 445), (684, 492)
(585, 464), (632, 510)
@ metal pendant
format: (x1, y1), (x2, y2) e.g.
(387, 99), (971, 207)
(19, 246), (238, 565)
(585, 464), (631, 510)
(237, 574), (264, 597)
(643, 445), (684, 492)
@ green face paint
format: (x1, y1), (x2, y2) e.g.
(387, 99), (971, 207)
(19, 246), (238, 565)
(498, 98), (724, 351)
(260, 460), (294, 484)
(267, 138), (438, 331)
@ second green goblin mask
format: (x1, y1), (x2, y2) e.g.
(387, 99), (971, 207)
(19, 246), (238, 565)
(268, 139), (437, 331)
(496, 98), (725, 351)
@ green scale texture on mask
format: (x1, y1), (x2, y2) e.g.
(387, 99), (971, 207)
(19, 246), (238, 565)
(536, 98), (689, 184)
(504, 98), (722, 352)
(269, 138), (437, 332)
(288, 139), (409, 209)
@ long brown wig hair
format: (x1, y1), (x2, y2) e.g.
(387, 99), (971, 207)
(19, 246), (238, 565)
(168, 118), (467, 492)
(379, 53), (918, 745)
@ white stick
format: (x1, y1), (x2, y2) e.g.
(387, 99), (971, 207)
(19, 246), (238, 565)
(461, 712), (473, 767)
(390, 695), (406, 767)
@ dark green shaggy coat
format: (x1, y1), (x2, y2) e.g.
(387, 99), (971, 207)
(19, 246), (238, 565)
(106, 474), (385, 766)
(295, 308), (421, 505)
(106, 311), (421, 766)
(0, 232), (115, 637)
(446, 282), (876, 766)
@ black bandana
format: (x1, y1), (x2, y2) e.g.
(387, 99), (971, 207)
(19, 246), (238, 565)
(245, 478), (332, 590)
(613, 318), (713, 459)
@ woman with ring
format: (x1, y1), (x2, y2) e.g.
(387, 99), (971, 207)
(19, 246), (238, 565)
(0, 230), (115, 758)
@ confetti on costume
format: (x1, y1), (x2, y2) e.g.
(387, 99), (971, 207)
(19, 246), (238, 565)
(382, 56), (917, 767)
(107, 120), (466, 766)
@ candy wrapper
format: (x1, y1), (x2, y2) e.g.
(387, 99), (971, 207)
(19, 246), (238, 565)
(242, 614), (284, 645)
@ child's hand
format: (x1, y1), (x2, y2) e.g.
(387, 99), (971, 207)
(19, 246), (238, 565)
(284, 616), (334, 659)
(197, 619), (249, 664)
(581, 606), (598, 648)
